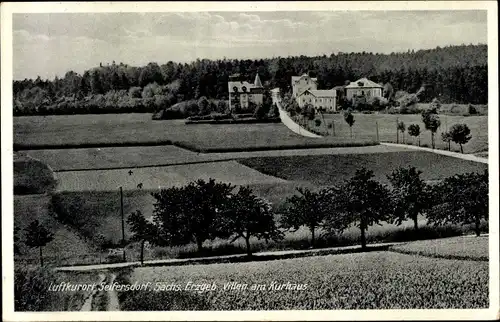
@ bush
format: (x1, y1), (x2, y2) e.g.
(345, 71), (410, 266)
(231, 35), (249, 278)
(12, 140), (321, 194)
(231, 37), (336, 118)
(468, 104), (477, 115)
(14, 157), (57, 194)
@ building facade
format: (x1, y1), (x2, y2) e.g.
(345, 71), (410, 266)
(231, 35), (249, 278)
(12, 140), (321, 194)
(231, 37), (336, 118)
(292, 74), (318, 98)
(297, 89), (337, 112)
(228, 74), (264, 112)
(345, 78), (383, 101)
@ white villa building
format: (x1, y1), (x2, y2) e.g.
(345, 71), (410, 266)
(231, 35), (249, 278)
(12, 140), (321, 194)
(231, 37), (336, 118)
(296, 89), (337, 112)
(292, 74), (337, 112)
(345, 78), (383, 102)
(228, 73), (264, 112)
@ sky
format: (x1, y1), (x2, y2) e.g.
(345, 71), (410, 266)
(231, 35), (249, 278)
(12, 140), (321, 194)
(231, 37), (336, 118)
(13, 10), (487, 80)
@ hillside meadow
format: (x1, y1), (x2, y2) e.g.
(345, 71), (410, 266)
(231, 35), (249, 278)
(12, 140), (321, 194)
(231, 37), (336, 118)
(319, 113), (487, 153)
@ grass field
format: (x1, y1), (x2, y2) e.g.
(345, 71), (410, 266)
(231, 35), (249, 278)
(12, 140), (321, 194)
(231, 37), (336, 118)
(14, 114), (376, 152)
(119, 244), (488, 310)
(320, 113), (487, 154)
(239, 151), (488, 186)
(390, 236), (488, 261)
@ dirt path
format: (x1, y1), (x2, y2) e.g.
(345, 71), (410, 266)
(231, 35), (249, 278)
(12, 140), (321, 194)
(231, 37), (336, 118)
(106, 273), (121, 311)
(80, 273), (105, 311)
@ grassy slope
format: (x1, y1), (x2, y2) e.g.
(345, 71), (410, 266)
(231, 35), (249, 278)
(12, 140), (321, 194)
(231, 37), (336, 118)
(239, 151), (488, 186)
(124, 248), (488, 310)
(14, 195), (92, 263)
(321, 113), (487, 153)
(51, 190), (156, 244)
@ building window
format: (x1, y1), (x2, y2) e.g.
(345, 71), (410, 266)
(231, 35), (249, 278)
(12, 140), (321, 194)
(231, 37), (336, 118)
(233, 86), (238, 93)
(242, 86), (247, 92)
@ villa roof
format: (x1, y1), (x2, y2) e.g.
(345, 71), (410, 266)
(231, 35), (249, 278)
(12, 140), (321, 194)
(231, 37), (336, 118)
(228, 81), (256, 93)
(298, 89), (336, 98)
(254, 73), (263, 87)
(345, 78), (383, 89)
(292, 74), (318, 83)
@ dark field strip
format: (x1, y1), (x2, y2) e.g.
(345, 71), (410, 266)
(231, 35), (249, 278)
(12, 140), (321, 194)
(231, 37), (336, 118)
(13, 140), (174, 151)
(15, 140), (379, 153)
(238, 151), (489, 186)
(174, 140), (379, 153)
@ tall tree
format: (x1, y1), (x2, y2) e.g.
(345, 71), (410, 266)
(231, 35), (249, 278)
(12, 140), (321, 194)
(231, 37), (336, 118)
(221, 186), (282, 256)
(127, 210), (158, 264)
(428, 170), (488, 236)
(422, 109), (441, 149)
(24, 220), (54, 267)
(344, 110), (355, 138)
(326, 168), (391, 249)
(408, 124), (421, 146)
(449, 123), (472, 154)
(281, 187), (342, 247)
(387, 167), (430, 230)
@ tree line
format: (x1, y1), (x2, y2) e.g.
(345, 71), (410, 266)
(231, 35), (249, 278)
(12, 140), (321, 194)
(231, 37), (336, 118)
(13, 44), (487, 115)
(126, 168), (487, 264)
(17, 166), (487, 266)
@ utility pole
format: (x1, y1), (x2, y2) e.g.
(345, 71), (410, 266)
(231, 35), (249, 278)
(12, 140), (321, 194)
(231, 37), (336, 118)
(120, 186), (125, 262)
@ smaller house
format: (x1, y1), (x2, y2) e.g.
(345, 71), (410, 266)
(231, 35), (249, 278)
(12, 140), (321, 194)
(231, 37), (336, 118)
(297, 89), (337, 112)
(292, 74), (318, 98)
(345, 78), (383, 102)
(228, 74), (264, 112)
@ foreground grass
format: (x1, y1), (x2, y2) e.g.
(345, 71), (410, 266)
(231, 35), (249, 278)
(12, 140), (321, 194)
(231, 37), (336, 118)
(14, 266), (98, 311)
(238, 151), (488, 186)
(118, 249), (488, 310)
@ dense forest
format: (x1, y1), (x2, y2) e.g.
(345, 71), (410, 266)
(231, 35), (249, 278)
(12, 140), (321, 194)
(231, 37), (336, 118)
(13, 44), (487, 115)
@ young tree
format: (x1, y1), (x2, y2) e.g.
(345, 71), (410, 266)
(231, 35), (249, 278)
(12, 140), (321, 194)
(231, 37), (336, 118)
(197, 96), (210, 116)
(281, 187), (342, 247)
(24, 220), (54, 267)
(151, 179), (234, 252)
(127, 210), (158, 264)
(397, 121), (406, 144)
(221, 186), (282, 256)
(428, 170), (488, 236)
(326, 168), (391, 249)
(387, 167), (430, 231)
(344, 110), (355, 138)
(441, 131), (452, 151)
(449, 123), (472, 153)
(408, 124), (421, 146)
(421, 109), (441, 149)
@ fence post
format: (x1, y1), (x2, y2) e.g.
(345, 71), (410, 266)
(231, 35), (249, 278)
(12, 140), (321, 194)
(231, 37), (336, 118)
(396, 117), (399, 144)
(332, 120), (336, 136)
(376, 121), (379, 142)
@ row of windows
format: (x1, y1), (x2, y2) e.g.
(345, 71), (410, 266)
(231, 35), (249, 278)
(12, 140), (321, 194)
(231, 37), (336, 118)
(301, 97), (334, 103)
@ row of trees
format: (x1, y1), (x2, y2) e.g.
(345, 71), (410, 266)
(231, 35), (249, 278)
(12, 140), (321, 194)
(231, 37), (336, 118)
(127, 168), (488, 263)
(16, 166), (488, 266)
(13, 44), (487, 115)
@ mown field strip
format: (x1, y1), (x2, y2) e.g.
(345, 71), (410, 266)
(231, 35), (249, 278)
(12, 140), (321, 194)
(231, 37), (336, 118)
(53, 160), (287, 192)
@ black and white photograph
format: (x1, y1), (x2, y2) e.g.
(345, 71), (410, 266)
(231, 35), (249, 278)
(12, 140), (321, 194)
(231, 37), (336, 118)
(1, 1), (498, 320)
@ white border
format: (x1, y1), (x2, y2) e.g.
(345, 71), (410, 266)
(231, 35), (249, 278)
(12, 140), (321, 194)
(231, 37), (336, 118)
(2, 2), (498, 321)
